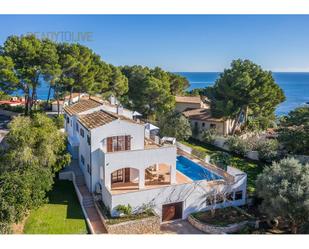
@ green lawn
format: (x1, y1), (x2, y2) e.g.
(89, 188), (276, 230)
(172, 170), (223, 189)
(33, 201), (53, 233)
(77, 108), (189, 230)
(24, 180), (88, 234)
(181, 138), (264, 195)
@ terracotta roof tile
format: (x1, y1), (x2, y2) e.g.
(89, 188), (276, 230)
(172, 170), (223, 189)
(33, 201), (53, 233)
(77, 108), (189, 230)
(182, 108), (224, 122)
(78, 110), (118, 130)
(64, 99), (102, 115)
(175, 96), (201, 104)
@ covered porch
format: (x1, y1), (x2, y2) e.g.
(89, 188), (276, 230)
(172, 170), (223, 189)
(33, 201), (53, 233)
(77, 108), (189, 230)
(107, 163), (191, 194)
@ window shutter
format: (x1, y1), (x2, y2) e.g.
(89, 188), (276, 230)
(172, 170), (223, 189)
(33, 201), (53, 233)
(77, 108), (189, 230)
(125, 135), (131, 150)
(107, 137), (113, 152)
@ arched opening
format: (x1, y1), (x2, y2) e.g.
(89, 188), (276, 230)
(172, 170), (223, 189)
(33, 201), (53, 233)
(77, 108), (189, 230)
(145, 163), (171, 186)
(111, 167), (139, 192)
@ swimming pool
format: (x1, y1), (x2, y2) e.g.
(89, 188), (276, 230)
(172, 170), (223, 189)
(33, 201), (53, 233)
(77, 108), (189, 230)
(176, 156), (222, 181)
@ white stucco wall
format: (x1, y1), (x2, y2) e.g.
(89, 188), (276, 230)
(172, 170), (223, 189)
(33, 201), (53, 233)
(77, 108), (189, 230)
(90, 119), (146, 192)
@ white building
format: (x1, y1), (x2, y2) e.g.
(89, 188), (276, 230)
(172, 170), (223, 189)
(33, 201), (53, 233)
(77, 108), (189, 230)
(63, 97), (247, 222)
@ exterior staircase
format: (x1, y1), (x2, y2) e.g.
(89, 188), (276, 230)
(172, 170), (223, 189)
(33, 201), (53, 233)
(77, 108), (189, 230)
(60, 160), (106, 234)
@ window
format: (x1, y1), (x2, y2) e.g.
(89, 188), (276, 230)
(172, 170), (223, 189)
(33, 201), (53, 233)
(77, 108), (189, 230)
(210, 123), (216, 129)
(107, 135), (131, 152)
(225, 192), (234, 202)
(76, 122), (79, 132)
(235, 191), (243, 200)
(202, 122), (205, 127)
(87, 135), (91, 145)
(66, 117), (69, 124)
(87, 164), (91, 175)
(81, 155), (85, 165)
(111, 169), (123, 183)
(80, 128), (84, 137)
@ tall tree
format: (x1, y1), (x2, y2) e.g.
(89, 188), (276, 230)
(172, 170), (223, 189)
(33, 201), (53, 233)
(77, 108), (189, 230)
(0, 35), (54, 115)
(206, 59), (285, 133)
(278, 106), (309, 155)
(167, 72), (190, 95)
(120, 65), (175, 119)
(158, 111), (192, 141)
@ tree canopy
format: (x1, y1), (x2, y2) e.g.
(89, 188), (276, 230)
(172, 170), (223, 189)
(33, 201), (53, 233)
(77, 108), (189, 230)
(0, 35), (129, 115)
(278, 106), (309, 155)
(158, 111), (192, 141)
(256, 158), (309, 233)
(0, 114), (71, 233)
(120, 65), (187, 119)
(0, 35), (57, 114)
(206, 59), (285, 133)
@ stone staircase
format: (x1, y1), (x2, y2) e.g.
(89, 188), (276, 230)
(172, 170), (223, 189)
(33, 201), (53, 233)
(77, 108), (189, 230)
(60, 160), (106, 234)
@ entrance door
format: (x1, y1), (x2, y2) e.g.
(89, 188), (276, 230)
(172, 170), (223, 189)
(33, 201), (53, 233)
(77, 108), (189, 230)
(162, 202), (183, 222)
(124, 168), (130, 182)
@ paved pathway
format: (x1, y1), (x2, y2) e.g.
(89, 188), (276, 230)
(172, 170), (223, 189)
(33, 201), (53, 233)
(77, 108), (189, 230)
(64, 160), (107, 234)
(160, 220), (204, 234)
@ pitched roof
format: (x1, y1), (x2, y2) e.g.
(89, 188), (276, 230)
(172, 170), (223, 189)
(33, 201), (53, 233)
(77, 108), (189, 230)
(175, 96), (201, 104)
(64, 99), (102, 115)
(78, 110), (118, 130)
(182, 108), (224, 122)
(78, 110), (142, 130)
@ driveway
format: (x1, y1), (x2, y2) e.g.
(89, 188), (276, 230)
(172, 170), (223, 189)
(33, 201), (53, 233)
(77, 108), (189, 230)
(160, 220), (204, 234)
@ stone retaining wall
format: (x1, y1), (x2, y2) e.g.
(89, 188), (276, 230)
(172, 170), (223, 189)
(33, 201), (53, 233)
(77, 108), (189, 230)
(188, 214), (248, 234)
(94, 201), (160, 234)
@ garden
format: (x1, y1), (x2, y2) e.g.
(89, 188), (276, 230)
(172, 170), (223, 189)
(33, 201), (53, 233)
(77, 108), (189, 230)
(191, 207), (252, 227)
(23, 180), (88, 234)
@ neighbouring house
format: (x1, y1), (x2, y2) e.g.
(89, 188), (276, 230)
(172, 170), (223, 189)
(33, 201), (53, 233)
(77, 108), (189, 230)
(0, 96), (25, 107)
(175, 95), (234, 137)
(61, 96), (247, 222)
(51, 93), (87, 112)
(182, 108), (234, 137)
(175, 96), (209, 113)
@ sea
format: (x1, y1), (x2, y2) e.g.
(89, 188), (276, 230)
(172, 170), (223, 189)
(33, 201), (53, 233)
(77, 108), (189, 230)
(175, 72), (309, 116)
(15, 72), (309, 116)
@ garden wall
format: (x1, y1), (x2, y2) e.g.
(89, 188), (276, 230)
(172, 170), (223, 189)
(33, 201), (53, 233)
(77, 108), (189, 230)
(188, 214), (248, 234)
(93, 201), (160, 234)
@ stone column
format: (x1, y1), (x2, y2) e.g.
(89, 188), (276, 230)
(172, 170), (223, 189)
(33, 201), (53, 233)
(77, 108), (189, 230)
(170, 163), (177, 184)
(105, 169), (111, 189)
(139, 168), (145, 189)
(155, 163), (159, 171)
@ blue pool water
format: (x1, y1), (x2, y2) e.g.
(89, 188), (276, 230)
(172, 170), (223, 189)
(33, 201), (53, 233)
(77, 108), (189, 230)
(176, 156), (222, 181)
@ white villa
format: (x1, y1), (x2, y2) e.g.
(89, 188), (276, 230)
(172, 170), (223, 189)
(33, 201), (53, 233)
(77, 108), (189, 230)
(62, 96), (247, 222)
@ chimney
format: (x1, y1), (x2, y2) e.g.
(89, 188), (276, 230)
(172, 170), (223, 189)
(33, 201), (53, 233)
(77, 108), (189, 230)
(109, 95), (116, 105)
(117, 104), (123, 116)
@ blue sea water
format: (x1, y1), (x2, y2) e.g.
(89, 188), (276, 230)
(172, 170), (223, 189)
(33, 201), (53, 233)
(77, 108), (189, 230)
(175, 72), (309, 116)
(14, 72), (308, 116)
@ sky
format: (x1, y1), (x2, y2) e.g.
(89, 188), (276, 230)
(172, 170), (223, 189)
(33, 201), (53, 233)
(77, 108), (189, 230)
(0, 15), (308, 72)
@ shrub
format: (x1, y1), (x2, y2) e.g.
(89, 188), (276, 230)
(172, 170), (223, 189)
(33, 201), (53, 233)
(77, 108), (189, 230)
(116, 204), (132, 216)
(210, 151), (231, 170)
(256, 158), (309, 233)
(53, 115), (65, 129)
(256, 139), (279, 163)
(226, 136), (249, 156)
(202, 128), (217, 144)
